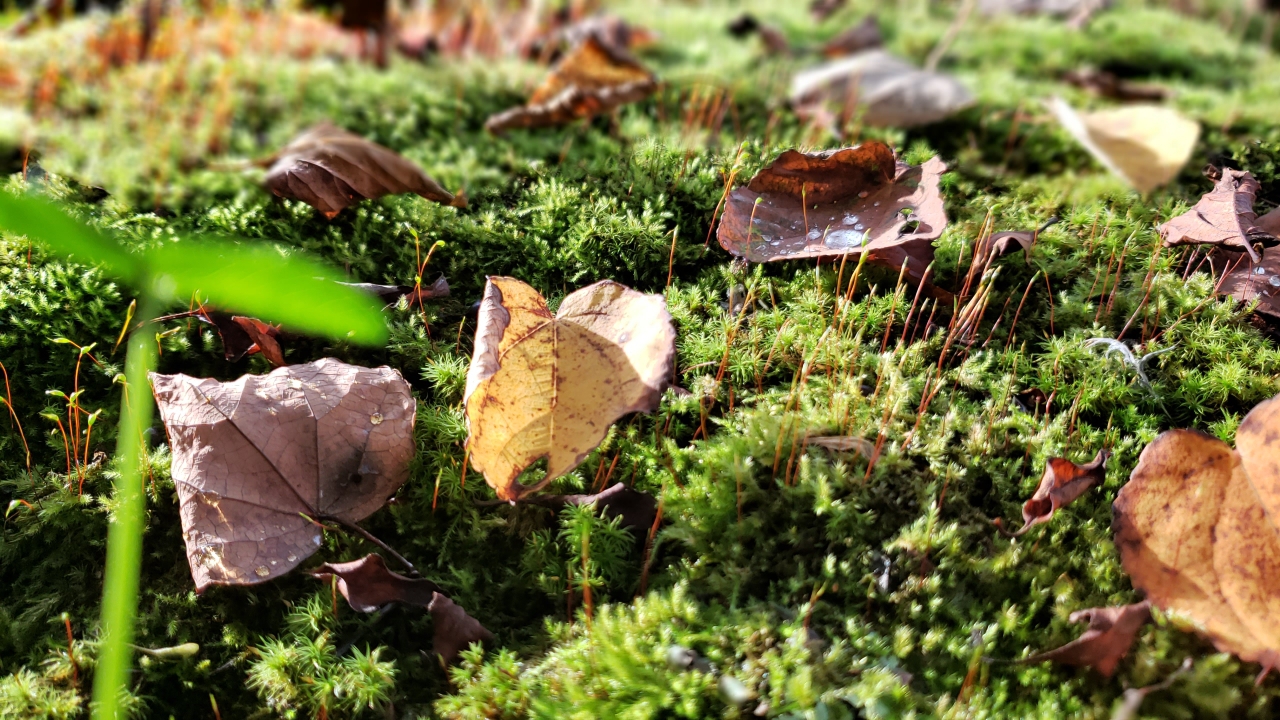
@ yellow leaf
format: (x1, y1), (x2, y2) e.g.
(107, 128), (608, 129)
(1051, 99), (1199, 194)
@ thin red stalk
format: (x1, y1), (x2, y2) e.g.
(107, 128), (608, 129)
(1004, 272), (1039, 351)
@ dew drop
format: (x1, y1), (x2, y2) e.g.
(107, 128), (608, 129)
(255, 566), (270, 577)
(287, 554), (298, 562)
(842, 215), (859, 226)
(806, 227), (822, 241)
(873, 201), (881, 207)
(858, 191), (869, 198)
(288, 379), (302, 389)
(752, 217), (762, 225)
(370, 413), (384, 425)
(1255, 266), (1268, 275)
(619, 332), (630, 343)
(824, 230), (865, 250)
(1271, 276), (1280, 287)
(854, 223), (865, 230)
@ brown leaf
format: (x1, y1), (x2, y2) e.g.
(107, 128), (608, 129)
(230, 316), (285, 368)
(528, 483), (659, 532)
(978, 217), (1060, 263)
(311, 553), (443, 612)
(806, 435), (876, 457)
(1050, 98), (1199, 194)
(464, 277), (675, 502)
(428, 592), (495, 664)
(1217, 249), (1280, 321)
(484, 35), (657, 133)
(339, 275), (451, 307)
(533, 14), (659, 62)
(726, 14), (791, 56)
(811, 0), (848, 21)
(155, 308), (285, 364)
(791, 50), (973, 129)
(151, 359), (417, 591)
(339, 0), (387, 30)
(821, 16), (882, 57)
(1010, 449), (1110, 536)
(1159, 167), (1274, 264)
(716, 142), (948, 287)
(264, 123), (457, 219)
(1062, 67), (1169, 102)
(1113, 396), (1280, 672)
(1023, 602), (1151, 677)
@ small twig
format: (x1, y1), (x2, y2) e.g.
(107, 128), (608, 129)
(318, 515), (417, 575)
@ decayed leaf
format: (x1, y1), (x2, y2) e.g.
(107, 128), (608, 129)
(156, 308), (284, 365)
(806, 435), (876, 457)
(339, 275), (451, 307)
(152, 359), (416, 591)
(1159, 167), (1273, 264)
(232, 316), (285, 368)
(1023, 602), (1151, 677)
(312, 553), (443, 612)
(1114, 395), (1280, 672)
(1218, 249), (1280, 322)
(484, 35), (658, 133)
(979, 217), (1060, 263)
(791, 50), (973, 129)
(464, 278), (675, 502)
(1050, 98), (1199, 194)
(264, 123), (457, 219)
(428, 592), (495, 663)
(821, 16), (883, 58)
(716, 141), (947, 285)
(1009, 450), (1109, 536)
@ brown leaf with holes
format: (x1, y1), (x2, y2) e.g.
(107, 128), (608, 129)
(429, 592), (495, 664)
(1217, 249), (1280, 322)
(311, 554), (443, 612)
(264, 123), (457, 219)
(1007, 450), (1110, 536)
(1160, 167), (1275, 264)
(1113, 395), (1280, 673)
(484, 35), (657, 133)
(464, 278), (675, 502)
(821, 16), (882, 57)
(1023, 602), (1150, 677)
(151, 358), (416, 592)
(716, 142), (947, 287)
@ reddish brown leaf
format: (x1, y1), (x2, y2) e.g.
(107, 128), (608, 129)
(155, 308), (283, 364)
(428, 592), (495, 664)
(524, 483), (659, 532)
(716, 142), (948, 286)
(311, 553), (443, 612)
(1023, 602), (1151, 677)
(979, 217), (1059, 264)
(1218, 249), (1280, 322)
(821, 16), (882, 57)
(230, 316), (285, 368)
(264, 123), (457, 219)
(151, 359), (416, 591)
(1009, 450), (1109, 536)
(726, 14), (791, 56)
(529, 14), (658, 62)
(1159, 167), (1274, 264)
(484, 35), (657, 133)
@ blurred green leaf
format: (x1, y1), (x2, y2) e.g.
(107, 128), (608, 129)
(145, 240), (388, 346)
(0, 192), (142, 283)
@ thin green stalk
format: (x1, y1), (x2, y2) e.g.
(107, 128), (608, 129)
(93, 294), (161, 720)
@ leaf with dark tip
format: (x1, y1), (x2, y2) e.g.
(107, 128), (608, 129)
(428, 592), (494, 664)
(264, 123), (457, 218)
(1010, 450), (1109, 535)
(1023, 602), (1150, 677)
(716, 141), (948, 288)
(821, 16), (882, 57)
(484, 35), (657, 133)
(151, 358), (416, 591)
(311, 554), (443, 612)
(230, 316), (285, 367)
(1217, 249), (1280, 322)
(1160, 168), (1274, 264)
(791, 50), (972, 129)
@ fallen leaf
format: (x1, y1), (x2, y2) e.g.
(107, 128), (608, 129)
(1113, 396), (1280, 672)
(1023, 602), (1151, 677)
(716, 141), (948, 286)
(464, 277), (675, 502)
(533, 14), (659, 61)
(339, 275), (451, 306)
(231, 316), (285, 367)
(522, 482), (659, 532)
(264, 123), (458, 219)
(339, 0), (387, 30)
(979, 217), (1060, 263)
(429, 592), (495, 664)
(978, 0), (1110, 17)
(156, 308), (284, 364)
(151, 358), (416, 591)
(811, 0), (848, 21)
(806, 435), (876, 457)
(1217, 248), (1280, 322)
(311, 553), (443, 612)
(1062, 67), (1169, 102)
(821, 15), (883, 57)
(1050, 98), (1199, 194)
(726, 14), (792, 56)
(484, 35), (658, 133)
(1008, 450), (1109, 536)
(791, 50), (973, 129)
(1159, 167), (1273, 264)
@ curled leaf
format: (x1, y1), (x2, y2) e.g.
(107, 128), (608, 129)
(726, 14), (792, 56)
(231, 316), (285, 368)
(311, 553), (443, 612)
(1011, 450), (1110, 535)
(979, 217), (1059, 263)
(791, 50), (973, 129)
(1023, 602), (1151, 677)
(464, 278), (675, 502)
(527, 483), (659, 532)
(156, 308), (284, 365)
(265, 123), (457, 219)
(429, 592), (495, 664)
(716, 141), (947, 286)
(152, 359), (416, 591)
(1159, 167), (1273, 264)
(1050, 98), (1199, 194)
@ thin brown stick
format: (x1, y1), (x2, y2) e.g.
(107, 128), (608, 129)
(322, 515), (417, 575)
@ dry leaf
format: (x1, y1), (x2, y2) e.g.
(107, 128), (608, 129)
(1008, 450), (1109, 536)
(152, 359), (416, 591)
(231, 316), (285, 368)
(1023, 602), (1151, 677)
(821, 16), (883, 58)
(1217, 249), (1280, 322)
(716, 141), (948, 286)
(1050, 98), (1199, 194)
(1114, 396), (1280, 672)
(429, 592), (495, 664)
(1062, 68), (1169, 102)
(523, 483), (659, 532)
(339, 275), (451, 306)
(464, 278), (675, 502)
(264, 123), (457, 219)
(811, 0), (848, 21)
(726, 14), (792, 56)
(1159, 167), (1273, 264)
(791, 50), (973, 129)
(806, 435), (876, 457)
(312, 553), (443, 612)
(156, 308), (285, 364)
(979, 217), (1059, 263)
(535, 14), (658, 61)
(484, 35), (657, 133)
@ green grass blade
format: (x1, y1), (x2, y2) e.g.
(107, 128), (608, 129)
(0, 193), (142, 284)
(145, 239), (389, 345)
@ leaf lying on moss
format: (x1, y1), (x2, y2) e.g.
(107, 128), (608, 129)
(811, 0), (847, 21)
(264, 123), (458, 218)
(156, 308), (283, 365)
(726, 14), (792, 56)
(1217, 249), (1280, 322)
(716, 141), (947, 286)
(485, 35), (657, 133)
(790, 50), (972, 129)
(1062, 67), (1169, 101)
(1023, 602), (1150, 677)
(978, 217), (1059, 264)
(339, 275), (451, 307)
(1114, 394), (1280, 672)
(464, 277), (675, 502)
(311, 554), (444, 612)
(520, 483), (659, 532)
(1006, 450), (1109, 536)
(1050, 98), (1198, 194)
(1160, 167), (1273, 264)
(821, 15), (882, 57)
(232, 316), (285, 367)
(806, 435), (876, 457)
(151, 359), (416, 591)
(428, 593), (495, 664)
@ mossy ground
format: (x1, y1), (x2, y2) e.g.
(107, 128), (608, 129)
(4, 0), (1280, 717)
